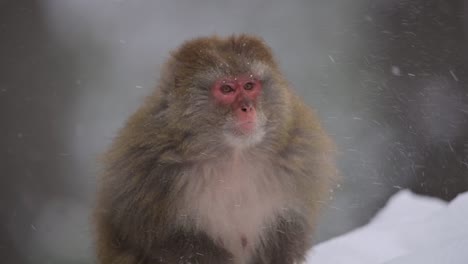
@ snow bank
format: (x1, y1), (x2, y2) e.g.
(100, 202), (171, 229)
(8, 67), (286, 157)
(307, 190), (468, 264)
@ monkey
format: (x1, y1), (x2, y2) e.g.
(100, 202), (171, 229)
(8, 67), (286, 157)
(94, 34), (337, 264)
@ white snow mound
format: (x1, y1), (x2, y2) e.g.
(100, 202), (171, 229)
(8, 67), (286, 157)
(306, 190), (468, 264)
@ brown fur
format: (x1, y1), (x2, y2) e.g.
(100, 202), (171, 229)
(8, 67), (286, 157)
(94, 34), (337, 264)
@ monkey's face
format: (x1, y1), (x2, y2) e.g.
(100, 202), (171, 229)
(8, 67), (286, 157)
(211, 74), (267, 148)
(166, 35), (288, 150)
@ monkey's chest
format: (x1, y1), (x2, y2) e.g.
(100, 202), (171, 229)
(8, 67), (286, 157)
(182, 161), (285, 263)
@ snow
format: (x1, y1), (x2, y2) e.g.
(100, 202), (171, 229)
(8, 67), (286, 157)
(306, 190), (468, 264)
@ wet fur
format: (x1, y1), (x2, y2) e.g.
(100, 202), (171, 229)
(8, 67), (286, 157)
(94, 34), (336, 264)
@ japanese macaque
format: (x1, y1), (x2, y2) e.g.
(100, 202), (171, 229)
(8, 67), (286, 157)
(94, 34), (337, 264)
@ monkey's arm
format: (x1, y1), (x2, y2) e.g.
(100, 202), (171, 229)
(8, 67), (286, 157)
(146, 228), (232, 263)
(250, 212), (312, 264)
(96, 220), (231, 264)
(95, 157), (232, 264)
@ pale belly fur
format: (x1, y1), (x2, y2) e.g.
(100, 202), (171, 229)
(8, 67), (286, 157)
(179, 153), (287, 264)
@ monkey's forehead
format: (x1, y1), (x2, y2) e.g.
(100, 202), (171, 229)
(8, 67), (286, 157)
(170, 35), (277, 80)
(174, 34), (275, 62)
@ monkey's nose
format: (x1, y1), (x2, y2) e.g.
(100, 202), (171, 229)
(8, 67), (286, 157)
(241, 106), (253, 112)
(240, 103), (254, 112)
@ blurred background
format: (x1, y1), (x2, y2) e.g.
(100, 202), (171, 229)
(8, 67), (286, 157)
(1, 0), (467, 263)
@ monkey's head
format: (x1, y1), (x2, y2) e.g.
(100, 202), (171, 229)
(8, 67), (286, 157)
(158, 35), (292, 150)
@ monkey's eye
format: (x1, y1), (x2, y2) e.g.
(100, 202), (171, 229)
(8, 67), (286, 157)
(244, 82), (255, 90)
(220, 84), (234, 94)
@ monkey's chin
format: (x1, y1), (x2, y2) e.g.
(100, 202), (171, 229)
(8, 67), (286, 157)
(223, 126), (266, 149)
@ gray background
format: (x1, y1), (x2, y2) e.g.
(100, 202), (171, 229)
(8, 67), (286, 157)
(1, 0), (467, 263)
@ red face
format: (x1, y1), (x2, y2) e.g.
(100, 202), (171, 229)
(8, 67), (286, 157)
(211, 75), (262, 135)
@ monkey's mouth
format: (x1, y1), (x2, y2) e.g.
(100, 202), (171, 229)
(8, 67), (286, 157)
(223, 121), (260, 137)
(236, 121), (257, 135)
(223, 121), (266, 148)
